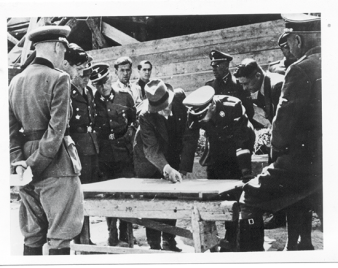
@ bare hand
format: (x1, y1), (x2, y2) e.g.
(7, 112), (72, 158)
(11, 161), (28, 178)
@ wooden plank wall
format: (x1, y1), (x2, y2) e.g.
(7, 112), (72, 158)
(87, 19), (285, 93)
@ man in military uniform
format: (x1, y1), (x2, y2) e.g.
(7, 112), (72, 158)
(182, 85), (255, 251)
(65, 44), (98, 245)
(133, 79), (198, 251)
(9, 26), (84, 255)
(205, 50), (254, 123)
(112, 56), (142, 105)
(91, 63), (137, 247)
(268, 33), (297, 75)
(234, 58), (284, 129)
(237, 13), (322, 252)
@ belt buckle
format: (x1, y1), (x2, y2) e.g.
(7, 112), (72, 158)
(109, 133), (115, 140)
(248, 218), (255, 225)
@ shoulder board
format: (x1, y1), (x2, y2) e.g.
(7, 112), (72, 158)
(54, 68), (64, 73)
(269, 60), (281, 66)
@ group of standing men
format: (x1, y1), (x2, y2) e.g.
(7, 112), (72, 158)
(9, 13), (322, 255)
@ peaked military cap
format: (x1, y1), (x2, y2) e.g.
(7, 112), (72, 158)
(209, 50), (233, 66)
(28, 25), (71, 46)
(282, 13), (321, 36)
(183, 86), (215, 119)
(90, 63), (110, 85)
(65, 43), (92, 70)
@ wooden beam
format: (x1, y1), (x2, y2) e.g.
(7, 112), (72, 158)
(70, 244), (171, 254)
(121, 218), (193, 239)
(83, 198), (237, 221)
(102, 22), (140, 45)
(86, 17), (108, 49)
(7, 32), (19, 45)
(20, 17), (39, 65)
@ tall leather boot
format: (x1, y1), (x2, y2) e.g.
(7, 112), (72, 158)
(238, 217), (264, 252)
(23, 245), (43, 255)
(107, 218), (128, 247)
(297, 209), (314, 250)
(74, 216), (95, 245)
(285, 206), (301, 251)
(220, 221), (238, 252)
(49, 248), (70, 255)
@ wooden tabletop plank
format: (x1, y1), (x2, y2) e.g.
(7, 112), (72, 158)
(81, 178), (242, 199)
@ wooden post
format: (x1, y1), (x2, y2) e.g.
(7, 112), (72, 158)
(20, 17), (39, 65)
(86, 17), (108, 49)
(191, 205), (203, 253)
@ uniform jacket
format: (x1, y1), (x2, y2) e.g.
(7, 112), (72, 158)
(9, 57), (79, 180)
(69, 84), (99, 155)
(268, 57), (297, 75)
(242, 47), (322, 210)
(94, 88), (136, 161)
(206, 73), (254, 122)
(185, 95), (255, 175)
(133, 88), (199, 178)
(253, 72), (284, 124)
(271, 46), (322, 177)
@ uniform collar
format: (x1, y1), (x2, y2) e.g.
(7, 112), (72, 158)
(222, 72), (230, 83)
(100, 91), (114, 102)
(32, 57), (54, 69)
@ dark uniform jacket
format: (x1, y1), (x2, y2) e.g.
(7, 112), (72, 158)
(94, 88), (136, 163)
(69, 84), (99, 155)
(242, 47), (322, 211)
(185, 95), (255, 179)
(9, 57), (80, 181)
(206, 73), (254, 122)
(252, 72), (284, 125)
(133, 89), (199, 178)
(268, 57), (297, 75)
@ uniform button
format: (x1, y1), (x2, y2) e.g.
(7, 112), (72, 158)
(108, 109), (111, 111)
(76, 108), (79, 111)
(110, 119), (112, 122)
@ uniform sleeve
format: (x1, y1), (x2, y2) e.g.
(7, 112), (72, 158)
(179, 125), (200, 173)
(9, 81), (24, 174)
(25, 73), (71, 177)
(271, 65), (311, 157)
(139, 114), (168, 173)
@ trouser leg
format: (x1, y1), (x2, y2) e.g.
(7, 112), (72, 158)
(19, 184), (48, 250)
(298, 209), (314, 250)
(107, 217), (118, 246)
(161, 219), (177, 245)
(146, 224), (161, 249)
(119, 220), (128, 242)
(37, 177), (84, 251)
(285, 205), (302, 250)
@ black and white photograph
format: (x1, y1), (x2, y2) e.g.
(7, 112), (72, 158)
(1, 0), (337, 266)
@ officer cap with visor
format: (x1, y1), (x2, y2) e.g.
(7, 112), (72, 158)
(281, 13), (321, 38)
(65, 43), (93, 76)
(183, 86), (215, 121)
(28, 25), (71, 49)
(90, 63), (110, 85)
(209, 50), (233, 67)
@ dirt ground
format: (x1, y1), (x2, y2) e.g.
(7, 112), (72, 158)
(10, 195), (323, 255)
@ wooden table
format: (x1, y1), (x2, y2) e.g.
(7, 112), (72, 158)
(71, 178), (242, 254)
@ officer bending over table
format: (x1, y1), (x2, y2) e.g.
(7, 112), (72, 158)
(182, 85), (255, 251)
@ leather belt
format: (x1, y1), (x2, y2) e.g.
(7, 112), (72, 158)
(69, 125), (93, 134)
